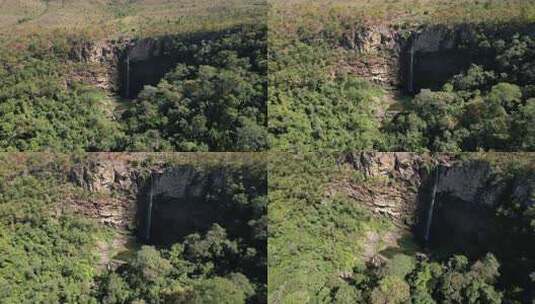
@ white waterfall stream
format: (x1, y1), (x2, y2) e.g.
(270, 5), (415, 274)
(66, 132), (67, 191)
(424, 168), (439, 243)
(408, 41), (415, 93)
(145, 174), (154, 241)
(125, 54), (131, 98)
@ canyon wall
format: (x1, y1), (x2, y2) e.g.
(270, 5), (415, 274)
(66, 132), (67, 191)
(69, 157), (147, 230)
(340, 152), (535, 272)
(68, 35), (180, 97)
(347, 23), (535, 92)
(69, 158), (234, 245)
(342, 152), (535, 226)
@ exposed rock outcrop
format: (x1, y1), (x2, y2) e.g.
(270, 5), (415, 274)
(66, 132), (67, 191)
(70, 158), (138, 193)
(341, 25), (405, 87)
(340, 152), (440, 225)
(67, 159), (230, 240)
(69, 157), (152, 230)
(346, 23), (535, 91)
(69, 39), (129, 91)
(339, 152), (535, 226)
(68, 35), (178, 95)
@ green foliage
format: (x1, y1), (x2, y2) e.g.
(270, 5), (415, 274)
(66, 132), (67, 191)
(379, 254), (415, 278)
(270, 1), (535, 152)
(370, 275), (411, 304)
(341, 253), (504, 304)
(268, 154), (392, 303)
(97, 224), (261, 304)
(333, 282), (363, 304)
(191, 277), (248, 304)
(0, 14), (266, 152)
(123, 25), (267, 151)
(385, 33), (535, 152)
(268, 38), (384, 151)
(0, 155), (266, 303)
(95, 162), (267, 303)
(0, 174), (104, 303)
(0, 57), (124, 151)
(269, 153), (535, 303)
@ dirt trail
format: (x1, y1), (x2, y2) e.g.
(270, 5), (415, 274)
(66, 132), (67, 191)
(96, 233), (132, 271)
(361, 229), (401, 261)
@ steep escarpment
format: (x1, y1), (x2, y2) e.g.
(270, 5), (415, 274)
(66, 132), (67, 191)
(71, 30), (231, 98)
(269, 6), (535, 152)
(342, 152), (535, 240)
(348, 23), (535, 93)
(0, 10), (267, 152)
(139, 165), (228, 245)
(335, 152), (535, 302)
(340, 152), (447, 226)
(69, 155), (267, 245)
(0, 153), (267, 303)
(69, 156), (145, 229)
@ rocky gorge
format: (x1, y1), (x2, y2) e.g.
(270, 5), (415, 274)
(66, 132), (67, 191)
(68, 154), (259, 245)
(340, 152), (534, 239)
(329, 152), (535, 297)
(68, 28), (241, 99)
(344, 23), (535, 93)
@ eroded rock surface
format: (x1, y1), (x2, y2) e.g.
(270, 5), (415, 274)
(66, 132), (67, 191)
(339, 152), (535, 224)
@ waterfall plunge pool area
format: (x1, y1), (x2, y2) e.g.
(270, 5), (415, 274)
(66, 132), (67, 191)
(385, 46), (475, 114)
(137, 166), (227, 247)
(376, 164), (535, 296)
(119, 38), (180, 99)
(381, 166), (523, 257)
(385, 32), (485, 114)
(106, 166), (237, 265)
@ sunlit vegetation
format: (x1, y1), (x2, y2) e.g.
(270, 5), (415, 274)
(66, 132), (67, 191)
(0, 0), (266, 151)
(0, 154), (109, 303)
(270, 0), (535, 32)
(268, 28), (385, 151)
(0, 0), (265, 40)
(0, 154), (267, 303)
(269, 153), (535, 303)
(0, 56), (123, 151)
(268, 0), (535, 152)
(97, 159), (268, 303)
(268, 153), (392, 302)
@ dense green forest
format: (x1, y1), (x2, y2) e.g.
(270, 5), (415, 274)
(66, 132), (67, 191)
(122, 25), (267, 151)
(385, 33), (535, 152)
(268, 0), (535, 152)
(0, 0), (266, 152)
(0, 154), (267, 303)
(268, 153), (393, 302)
(268, 153), (535, 303)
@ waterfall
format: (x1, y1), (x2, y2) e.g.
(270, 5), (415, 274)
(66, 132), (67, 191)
(125, 54), (131, 98)
(145, 173), (154, 241)
(424, 167), (440, 243)
(408, 39), (415, 93)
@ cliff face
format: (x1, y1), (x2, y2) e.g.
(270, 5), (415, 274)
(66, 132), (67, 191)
(345, 25), (468, 88)
(340, 152), (440, 225)
(340, 152), (535, 226)
(69, 35), (179, 97)
(346, 23), (535, 92)
(151, 166), (225, 199)
(146, 166), (228, 245)
(68, 159), (231, 245)
(338, 152), (535, 265)
(342, 24), (403, 87)
(69, 158), (146, 230)
(69, 39), (127, 92)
